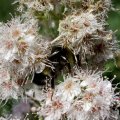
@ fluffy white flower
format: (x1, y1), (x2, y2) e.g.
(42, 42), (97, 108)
(0, 16), (37, 61)
(0, 66), (10, 84)
(51, 9), (117, 63)
(52, 11), (103, 46)
(59, 11), (103, 36)
(55, 76), (81, 102)
(0, 81), (20, 100)
(38, 69), (118, 120)
(39, 97), (70, 120)
(16, 0), (54, 12)
(0, 16), (50, 78)
(51, 11), (105, 59)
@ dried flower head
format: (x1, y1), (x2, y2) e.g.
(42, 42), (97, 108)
(52, 10), (103, 50)
(59, 11), (103, 40)
(81, 0), (112, 20)
(16, 0), (54, 12)
(51, 10), (117, 64)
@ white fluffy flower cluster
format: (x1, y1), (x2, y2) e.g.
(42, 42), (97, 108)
(51, 9), (117, 63)
(52, 11), (102, 47)
(37, 69), (118, 120)
(17, 0), (54, 12)
(0, 17), (37, 61)
(0, 16), (50, 100)
(58, 11), (103, 38)
(0, 64), (20, 101)
(0, 16), (50, 74)
(0, 0), (119, 119)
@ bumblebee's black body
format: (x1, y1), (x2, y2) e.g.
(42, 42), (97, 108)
(33, 46), (75, 88)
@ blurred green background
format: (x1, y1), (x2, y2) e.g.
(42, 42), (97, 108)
(0, 0), (120, 80)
